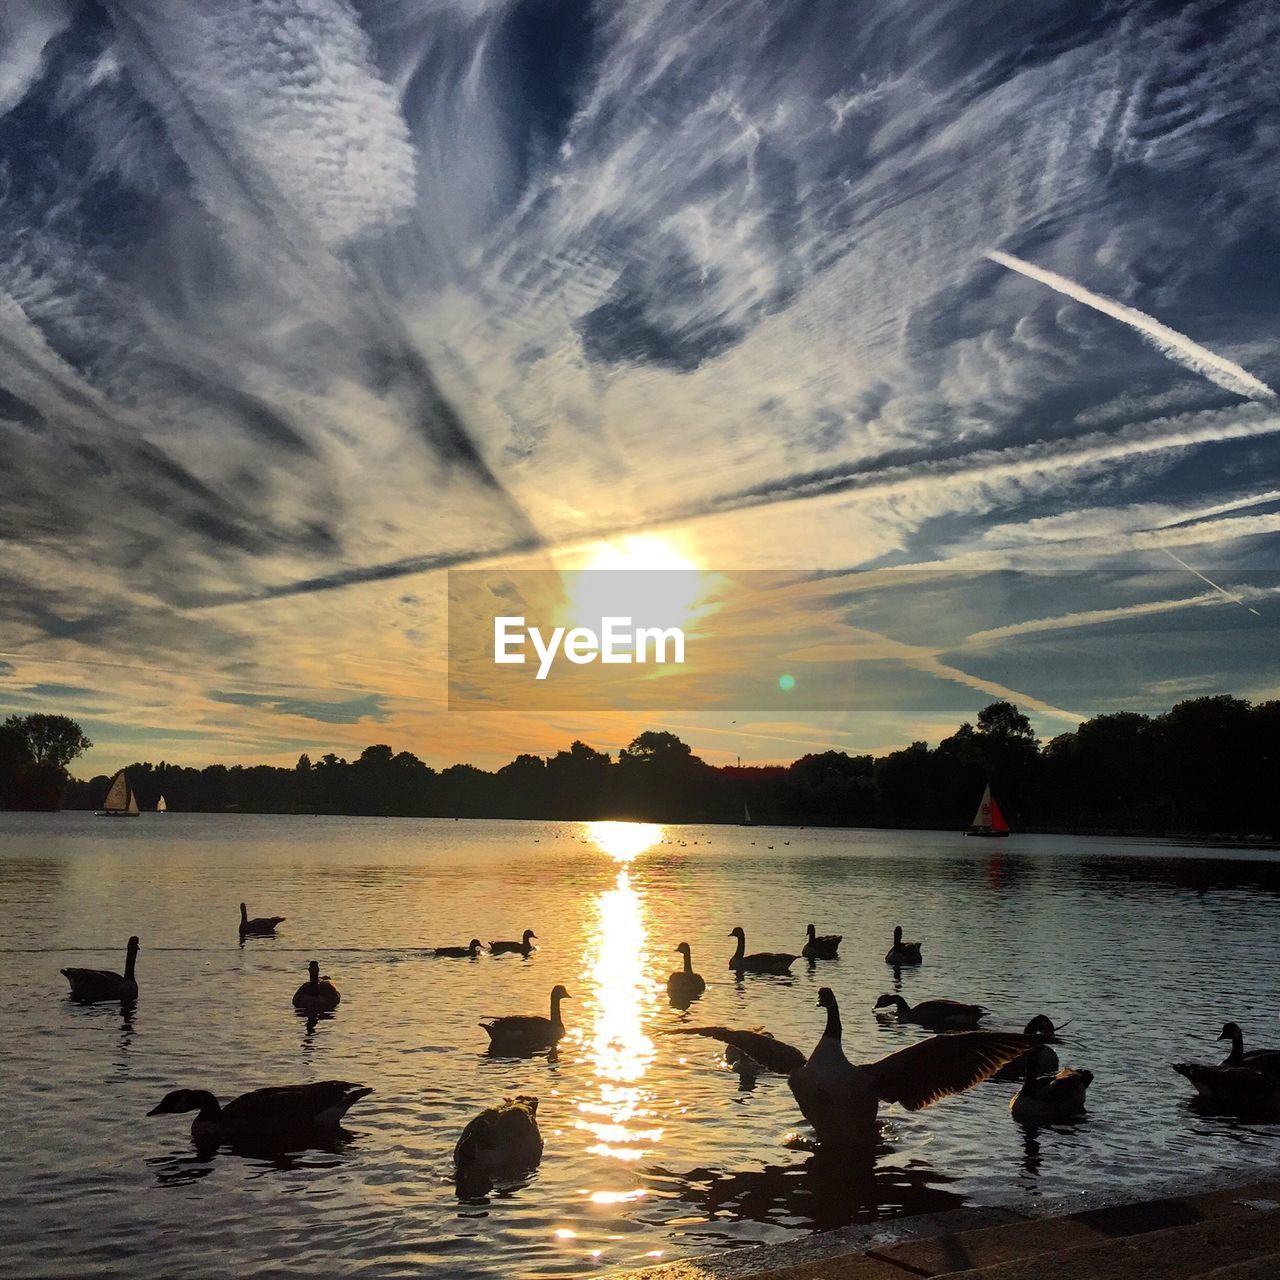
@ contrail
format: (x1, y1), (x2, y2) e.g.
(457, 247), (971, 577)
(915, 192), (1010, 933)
(987, 250), (1275, 401)
(1162, 548), (1262, 616)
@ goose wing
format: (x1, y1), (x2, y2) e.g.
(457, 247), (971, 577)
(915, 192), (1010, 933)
(667, 1026), (806, 1074)
(223, 1080), (370, 1126)
(482, 1014), (551, 1036)
(867, 1031), (1035, 1111)
(61, 967), (122, 983)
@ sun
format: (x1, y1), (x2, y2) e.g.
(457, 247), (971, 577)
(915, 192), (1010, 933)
(557, 535), (706, 636)
(580, 534), (699, 574)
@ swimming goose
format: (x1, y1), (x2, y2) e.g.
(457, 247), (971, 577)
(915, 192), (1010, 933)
(1010, 1045), (1093, 1123)
(490, 929), (537, 957)
(1173, 1058), (1280, 1117)
(454, 1095), (543, 1175)
(884, 926), (923, 966)
(292, 960), (340, 1012)
(669, 987), (1033, 1148)
(481, 984), (570, 1055)
(434, 939), (484, 958)
(61, 935), (139, 1003)
(239, 902), (285, 937)
(1217, 1021), (1280, 1071)
(148, 1080), (373, 1142)
(802, 924), (842, 960)
(990, 1015), (1068, 1082)
(667, 942), (706, 1005)
(874, 993), (986, 1030)
(728, 926), (797, 975)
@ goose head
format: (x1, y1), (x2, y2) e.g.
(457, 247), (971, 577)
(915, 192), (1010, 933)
(523, 930), (537, 945)
(307, 960), (321, 983)
(126, 936), (140, 956)
(728, 927), (746, 940)
(240, 902), (248, 917)
(550, 984), (571, 1002)
(469, 939), (483, 953)
(1218, 1021), (1243, 1042)
(816, 986), (838, 1009)
(148, 1088), (213, 1116)
(807, 924), (817, 940)
(893, 926), (903, 944)
(874, 993), (905, 1012)
(675, 942), (693, 957)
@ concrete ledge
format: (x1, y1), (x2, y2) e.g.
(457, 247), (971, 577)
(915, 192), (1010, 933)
(622, 1178), (1280, 1280)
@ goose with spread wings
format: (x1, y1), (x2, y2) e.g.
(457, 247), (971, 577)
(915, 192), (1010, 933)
(669, 987), (1034, 1147)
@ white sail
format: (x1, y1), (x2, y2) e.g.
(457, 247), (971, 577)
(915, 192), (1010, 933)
(743, 802), (752, 824)
(157, 795), (167, 813)
(971, 784), (993, 829)
(127, 789), (139, 815)
(102, 770), (129, 812)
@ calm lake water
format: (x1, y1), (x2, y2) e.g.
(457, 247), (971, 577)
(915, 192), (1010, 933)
(2, 814), (1279, 1278)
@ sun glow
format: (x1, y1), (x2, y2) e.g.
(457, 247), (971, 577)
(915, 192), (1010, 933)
(557, 535), (707, 642)
(580, 534), (699, 574)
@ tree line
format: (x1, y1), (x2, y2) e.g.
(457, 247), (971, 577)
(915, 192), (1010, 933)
(2, 694), (1272, 837)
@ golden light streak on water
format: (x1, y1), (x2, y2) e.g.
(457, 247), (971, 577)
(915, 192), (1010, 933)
(578, 821), (662, 1197)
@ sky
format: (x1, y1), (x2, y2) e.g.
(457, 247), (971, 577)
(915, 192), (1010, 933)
(0, 0), (1277, 776)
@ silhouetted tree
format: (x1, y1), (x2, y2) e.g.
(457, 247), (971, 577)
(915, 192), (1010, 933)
(38, 695), (1279, 837)
(0, 713), (91, 809)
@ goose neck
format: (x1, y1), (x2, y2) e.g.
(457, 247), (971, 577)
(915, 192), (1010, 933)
(1224, 1025), (1244, 1065)
(823, 999), (842, 1040)
(124, 947), (138, 981)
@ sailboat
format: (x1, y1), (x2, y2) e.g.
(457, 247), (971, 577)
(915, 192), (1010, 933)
(156, 795), (168, 814)
(741, 801), (755, 827)
(965, 783), (1010, 838)
(96, 770), (140, 818)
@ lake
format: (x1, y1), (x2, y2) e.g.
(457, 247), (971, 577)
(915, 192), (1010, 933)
(2, 814), (1279, 1278)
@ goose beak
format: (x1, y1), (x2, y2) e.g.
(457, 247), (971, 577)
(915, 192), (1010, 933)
(146, 1103), (165, 1116)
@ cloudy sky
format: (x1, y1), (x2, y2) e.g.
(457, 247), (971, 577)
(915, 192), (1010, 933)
(0, 0), (1276, 775)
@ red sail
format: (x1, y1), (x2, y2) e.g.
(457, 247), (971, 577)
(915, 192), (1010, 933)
(988, 796), (1009, 832)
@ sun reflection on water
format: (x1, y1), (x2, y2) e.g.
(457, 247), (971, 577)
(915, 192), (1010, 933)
(577, 821), (662, 1183)
(587, 820), (663, 863)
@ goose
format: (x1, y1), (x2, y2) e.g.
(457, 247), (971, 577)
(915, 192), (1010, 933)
(1217, 1021), (1280, 1071)
(884, 926), (923, 966)
(433, 939), (484, 958)
(239, 902), (285, 937)
(1010, 1045), (1093, 1123)
(1173, 1059), (1280, 1117)
(802, 924), (842, 960)
(874, 993), (986, 1030)
(990, 1015), (1069, 1082)
(481, 984), (570, 1055)
(148, 1080), (373, 1142)
(490, 929), (537, 957)
(728, 926), (796, 975)
(454, 1096), (543, 1175)
(61, 935), (139, 1003)
(292, 960), (340, 1012)
(669, 987), (1034, 1148)
(667, 942), (706, 1004)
